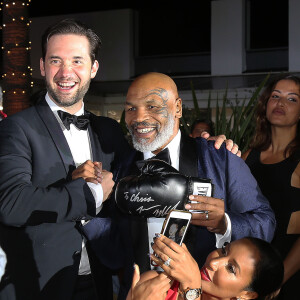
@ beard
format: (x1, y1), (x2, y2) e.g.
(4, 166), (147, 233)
(127, 114), (176, 152)
(46, 78), (91, 107)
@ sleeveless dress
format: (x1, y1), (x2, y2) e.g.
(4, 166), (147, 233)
(246, 149), (300, 300)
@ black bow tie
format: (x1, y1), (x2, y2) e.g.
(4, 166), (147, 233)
(57, 110), (90, 130)
(153, 148), (171, 165)
(136, 147), (171, 170)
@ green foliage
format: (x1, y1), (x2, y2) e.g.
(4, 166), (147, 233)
(182, 74), (270, 153)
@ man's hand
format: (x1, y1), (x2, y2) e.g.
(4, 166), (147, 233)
(126, 265), (171, 300)
(101, 170), (114, 201)
(72, 160), (114, 202)
(72, 160), (102, 184)
(185, 195), (227, 235)
(201, 131), (241, 157)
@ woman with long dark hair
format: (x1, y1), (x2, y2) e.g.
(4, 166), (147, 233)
(242, 74), (300, 299)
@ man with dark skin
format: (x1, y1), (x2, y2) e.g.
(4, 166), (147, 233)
(76, 72), (275, 300)
(122, 72), (275, 271)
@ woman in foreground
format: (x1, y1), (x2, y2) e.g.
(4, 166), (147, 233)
(127, 235), (283, 300)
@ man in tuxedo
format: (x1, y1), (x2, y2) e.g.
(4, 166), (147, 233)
(120, 72), (276, 277)
(0, 19), (129, 300)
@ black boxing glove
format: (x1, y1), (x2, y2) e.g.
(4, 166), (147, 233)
(115, 159), (213, 218)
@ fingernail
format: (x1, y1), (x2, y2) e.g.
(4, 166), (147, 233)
(155, 233), (161, 238)
(189, 195), (194, 200)
(185, 204), (191, 209)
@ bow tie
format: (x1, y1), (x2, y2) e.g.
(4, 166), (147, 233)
(136, 147), (171, 170)
(153, 147), (171, 165)
(57, 110), (90, 130)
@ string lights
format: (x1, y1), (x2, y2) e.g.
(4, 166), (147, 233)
(1, 0), (32, 115)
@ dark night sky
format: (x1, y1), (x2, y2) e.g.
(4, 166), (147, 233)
(28, 2), (138, 18)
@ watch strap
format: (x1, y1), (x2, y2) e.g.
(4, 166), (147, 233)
(184, 287), (202, 300)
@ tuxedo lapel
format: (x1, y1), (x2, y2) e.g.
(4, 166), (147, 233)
(179, 133), (199, 177)
(35, 98), (74, 175)
(178, 133), (202, 259)
(88, 113), (104, 163)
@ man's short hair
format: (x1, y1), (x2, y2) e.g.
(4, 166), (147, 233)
(41, 18), (102, 63)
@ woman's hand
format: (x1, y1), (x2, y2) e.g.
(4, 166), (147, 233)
(150, 235), (202, 291)
(126, 264), (171, 300)
(201, 132), (241, 157)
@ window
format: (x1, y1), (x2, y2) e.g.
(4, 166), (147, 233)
(137, 4), (211, 57)
(247, 0), (288, 50)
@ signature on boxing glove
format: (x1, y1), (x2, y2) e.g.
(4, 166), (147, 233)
(124, 191), (181, 217)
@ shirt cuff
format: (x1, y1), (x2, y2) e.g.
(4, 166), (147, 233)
(0, 246), (6, 282)
(215, 213), (232, 248)
(87, 182), (103, 214)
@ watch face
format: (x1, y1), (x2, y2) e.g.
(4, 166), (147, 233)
(186, 289), (200, 300)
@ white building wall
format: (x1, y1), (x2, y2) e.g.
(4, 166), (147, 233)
(211, 0), (246, 76)
(289, 0), (300, 72)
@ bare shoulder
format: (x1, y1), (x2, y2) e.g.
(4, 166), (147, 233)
(241, 149), (251, 161)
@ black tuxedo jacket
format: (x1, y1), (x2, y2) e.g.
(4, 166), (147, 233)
(0, 97), (129, 300)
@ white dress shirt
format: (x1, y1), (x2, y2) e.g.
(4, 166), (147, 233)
(45, 93), (103, 275)
(144, 130), (232, 269)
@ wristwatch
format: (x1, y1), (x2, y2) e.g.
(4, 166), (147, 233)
(184, 287), (202, 300)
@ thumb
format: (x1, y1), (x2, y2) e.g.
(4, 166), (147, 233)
(131, 264), (140, 288)
(126, 264), (140, 300)
(200, 131), (210, 139)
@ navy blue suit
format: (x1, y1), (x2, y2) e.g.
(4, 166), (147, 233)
(82, 132), (276, 299)
(0, 97), (129, 300)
